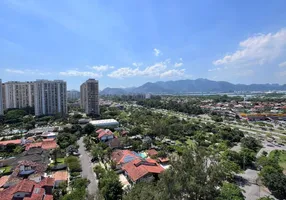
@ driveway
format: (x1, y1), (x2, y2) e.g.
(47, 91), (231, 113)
(77, 137), (98, 197)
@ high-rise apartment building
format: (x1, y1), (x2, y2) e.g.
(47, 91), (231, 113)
(0, 79), (3, 115)
(34, 80), (67, 116)
(67, 90), (80, 101)
(80, 79), (99, 116)
(3, 81), (34, 109)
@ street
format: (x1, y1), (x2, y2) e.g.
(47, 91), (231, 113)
(77, 137), (98, 197)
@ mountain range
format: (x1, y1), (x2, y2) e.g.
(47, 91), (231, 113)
(100, 79), (286, 95)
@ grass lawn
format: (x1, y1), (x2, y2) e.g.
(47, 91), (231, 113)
(0, 166), (12, 173)
(269, 150), (286, 169)
(49, 157), (65, 167)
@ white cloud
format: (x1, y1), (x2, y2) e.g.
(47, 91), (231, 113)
(108, 62), (167, 78)
(132, 62), (143, 67)
(160, 69), (185, 78)
(5, 68), (51, 75)
(108, 60), (186, 79)
(208, 67), (222, 72)
(213, 28), (286, 67)
(279, 61), (286, 67)
(153, 48), (162, 56)
(59, 70), (102, 78)
(179, 58), (183, 61)
(91, 65), (114, 71)
(5, 69), (25, 74)
(174, 62), (183, 67)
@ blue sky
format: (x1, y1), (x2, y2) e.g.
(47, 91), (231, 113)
(1, 0), (286, 90)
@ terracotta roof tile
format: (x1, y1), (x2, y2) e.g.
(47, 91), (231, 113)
(0, 139), (21, 146)
(111, 150), (140, 165)
(0, 176), (9, 188)
(41, 140), (57, 150)
(44, 195), (54, 200)
(122, 159), (164, 182)
(98, 129), (113, 139)
(52, 171), (68, 181)
(147, 149), (158, 157)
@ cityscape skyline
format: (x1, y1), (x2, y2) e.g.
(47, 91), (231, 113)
(1, 0), (286, 90)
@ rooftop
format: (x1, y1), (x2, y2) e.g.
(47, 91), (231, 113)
(52, 170), (68, 181)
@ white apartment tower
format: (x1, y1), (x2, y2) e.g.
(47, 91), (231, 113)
(0, 79), (3, 115)
(67, 90), (80, 101)
(34, 80), (67, 116)
(80, 79), (99, 115)
(3, 81), (34, 109)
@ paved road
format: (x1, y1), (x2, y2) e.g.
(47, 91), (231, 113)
(77, 137), (98, 197)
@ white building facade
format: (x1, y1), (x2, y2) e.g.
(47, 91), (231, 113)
(34, 80), (67, 116)
(80, 79), (99, 115)
(67, 90), (80, 101)
(3, 81), (34, 109)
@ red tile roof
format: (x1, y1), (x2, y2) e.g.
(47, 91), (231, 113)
(98, 129), (113, 139)
(38, 177), (55, 187)
(23, 187), (45, 200)
(44, 195), (54, 200)
(25, 142), (42, 151)
(147, 149), (158, 157)
(111, 150), (140, 165)
(122, 159), (164, 182)
(0, 139), (21, 146)
(52, 171), (68, 181)
(42, 138), (55, 142)
(0, 177), (54, 200)
(0, 176), (9, 188)
(41, 140), (57, 150)
(25, 140), (57, 151)
(13, 179), (34, 193)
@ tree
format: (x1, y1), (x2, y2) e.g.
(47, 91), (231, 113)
(83, 124), (95, 135)
(99, 170), (123, 200)
(216, 182), (244, 200)
(241, 137), (262, 152)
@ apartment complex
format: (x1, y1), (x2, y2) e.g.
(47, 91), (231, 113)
(3, 81), (34, 109)
(34, 80), (67, 116)
(0, 79), (3, 115)
(80, 79), (99, 115)
(67, 90), (80, 101)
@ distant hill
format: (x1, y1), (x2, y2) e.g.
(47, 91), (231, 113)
(100, 79), (286, 95)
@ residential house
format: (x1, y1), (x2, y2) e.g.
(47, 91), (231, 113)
(0, 139), (22, 151)
(111, 150), (141, 166)
(0, 177), (54, 200)
(52, 170), (68, 187)
(122, 158), (164, 184)
(146, 149), (158, 157)
(105, 138), (121, 149)
(97, 129), (114, 142)
(25, 139), (57, 151)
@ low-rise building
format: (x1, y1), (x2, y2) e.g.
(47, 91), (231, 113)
(89, 119), (119, 128)
(122, 158), (164, 184)
(97, 129), (114, 142)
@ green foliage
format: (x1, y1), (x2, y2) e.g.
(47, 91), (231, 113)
(98, 170), (123, 200)
(94, 165), (106, 179)
(125, 148), (235, 200)
(57, 132), (77, 149)
(5, 109), (27, 123)
(65, 156), (81, 172)
(241, 136), (262, 152)
(137, 99), (204, 115)
(216, 182), (244, 200)
(83, 124), (95, 135)
(61, 178), (89, 200)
